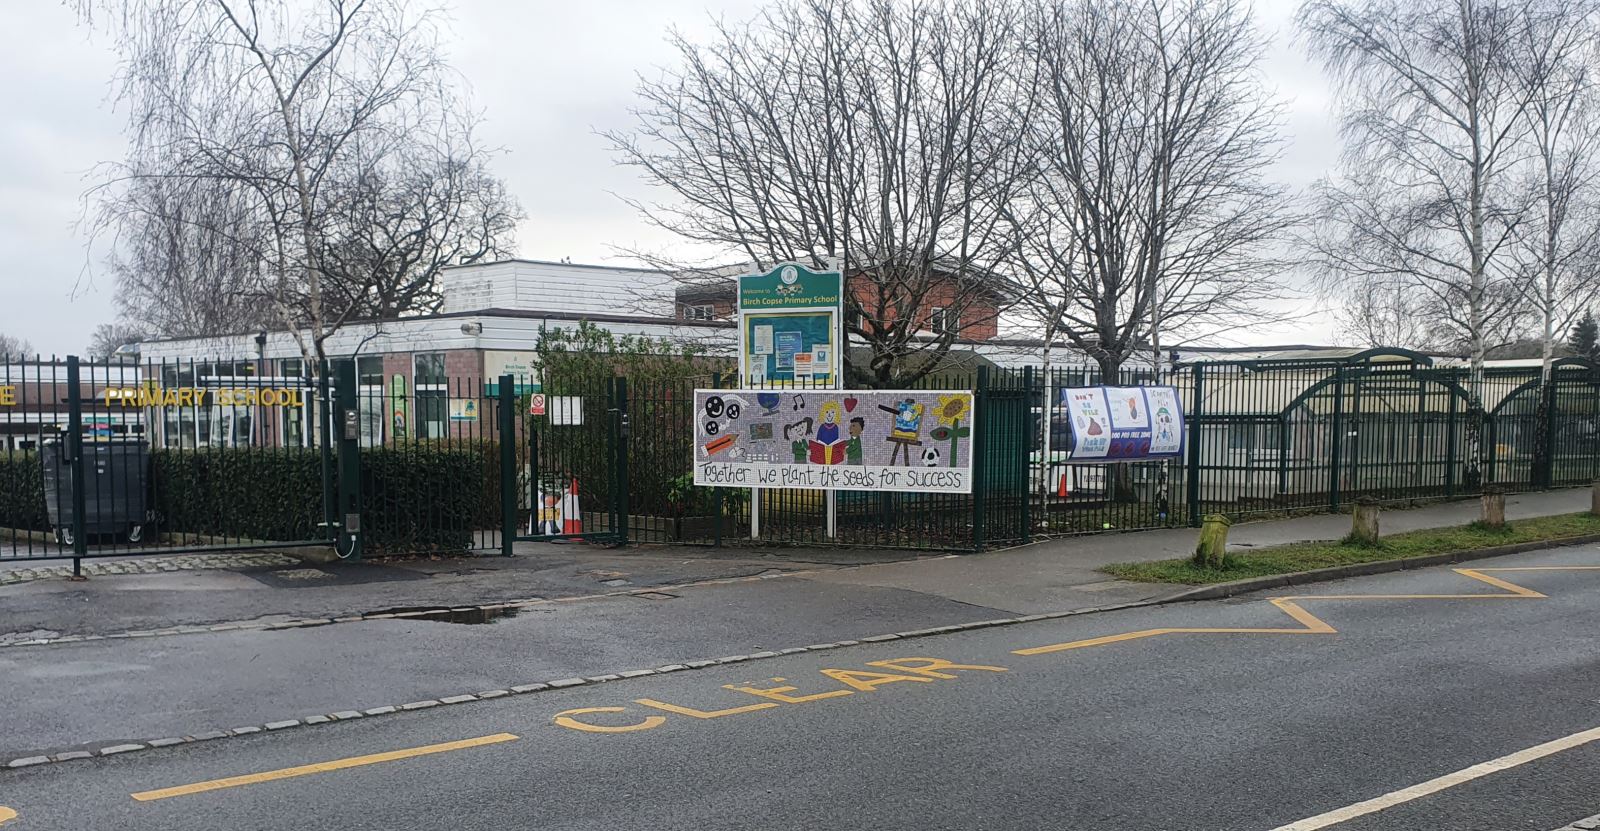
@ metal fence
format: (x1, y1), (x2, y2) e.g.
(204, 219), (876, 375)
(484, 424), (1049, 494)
(8, 350), (1595, 565)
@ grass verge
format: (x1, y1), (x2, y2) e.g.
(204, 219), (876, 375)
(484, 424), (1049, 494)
(1101, 511), (1600, 585)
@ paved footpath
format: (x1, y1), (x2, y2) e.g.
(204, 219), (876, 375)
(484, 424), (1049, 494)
(1, 548), (1599, 830)
(0, 488), (1589, 764)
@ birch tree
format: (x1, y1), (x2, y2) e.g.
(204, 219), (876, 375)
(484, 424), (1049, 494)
(1509, 0), (1600, 379)
(1300, 0), (1543, 485)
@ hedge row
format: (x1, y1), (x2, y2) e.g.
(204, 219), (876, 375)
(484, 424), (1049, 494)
(1, 445), (500, 554)
(0, 453), (49, 532)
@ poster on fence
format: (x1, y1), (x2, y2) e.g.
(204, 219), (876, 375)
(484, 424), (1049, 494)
(692, 389), (976, 493)
(1061, 385), (1185, 463)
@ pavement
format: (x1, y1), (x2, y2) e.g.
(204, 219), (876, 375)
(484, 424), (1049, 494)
(0, 488), (1590, 764)
(1, 546), (1599, 829)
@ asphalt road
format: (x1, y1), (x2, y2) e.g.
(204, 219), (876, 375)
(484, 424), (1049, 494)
(2, 545), (1599, 830)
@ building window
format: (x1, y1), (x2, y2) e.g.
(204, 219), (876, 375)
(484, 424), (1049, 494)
(415, 352), (448, 440)
(681, 303), (716, 321)
(930, 307), (959, 336)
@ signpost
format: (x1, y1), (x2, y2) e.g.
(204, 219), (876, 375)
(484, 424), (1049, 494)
(736, 262), (846, 537)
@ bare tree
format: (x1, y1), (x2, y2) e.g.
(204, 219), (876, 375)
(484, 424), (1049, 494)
(1299, 0), (1538, 394)
(1508, 0), (1600, 379)
(608, 0), (1034, 387)
(0, 334), (33, 358)
(1333, 284), (1454, 349)
(1007, 0), (1294, 386)
(314, 114), (520, 319)
(86, 323), (151, 360)
(1300, 0), (1552, 486)
(78, 0), (519, 363)
(100, 174), (269, 339)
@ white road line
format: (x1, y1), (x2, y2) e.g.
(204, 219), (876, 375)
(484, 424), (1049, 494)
(1269, 725), (1600, 831)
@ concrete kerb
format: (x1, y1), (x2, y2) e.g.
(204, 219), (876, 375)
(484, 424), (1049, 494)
(5, 531), (1596, 773)
(1161, 532), (1600, 602)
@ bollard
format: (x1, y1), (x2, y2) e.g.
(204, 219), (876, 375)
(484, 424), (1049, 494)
(1350, 496), (1381, 545)
(1591, 480), (1600, 517)
(1193, 513), (1232, 569)
(1480, 485), (1506, 528)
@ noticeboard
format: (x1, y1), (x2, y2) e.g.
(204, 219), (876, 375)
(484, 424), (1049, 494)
(738, 263), (842, 388)
(692, 388), (975, 493)
(1061, 385), (1184, 463)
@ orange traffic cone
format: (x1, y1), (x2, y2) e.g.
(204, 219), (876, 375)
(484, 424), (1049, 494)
(1057, 472), (1069, 499)
(561, 478), (583, 535)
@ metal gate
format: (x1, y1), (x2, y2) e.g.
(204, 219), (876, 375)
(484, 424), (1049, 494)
(2, 354), (336, 572)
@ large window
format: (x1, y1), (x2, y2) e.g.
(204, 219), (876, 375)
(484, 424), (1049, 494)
(415, 352), (448, 439)
(930, 307), (959, 336)
(280, 359), (309, 448)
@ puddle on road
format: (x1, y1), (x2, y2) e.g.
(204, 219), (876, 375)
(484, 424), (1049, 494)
(367, 605), (524, 625)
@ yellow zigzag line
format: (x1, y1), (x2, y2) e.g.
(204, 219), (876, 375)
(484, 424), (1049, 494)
(1012, 567), (1600, 657)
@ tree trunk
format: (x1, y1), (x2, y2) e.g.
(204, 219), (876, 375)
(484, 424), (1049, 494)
(1350, 497), (1380, 545)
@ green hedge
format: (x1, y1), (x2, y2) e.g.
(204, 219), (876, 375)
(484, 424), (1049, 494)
(5, 445), (500, 555)
(153, 450), (325, 542)
(0, 453), (49, 532)
(360, 443), (493, 553)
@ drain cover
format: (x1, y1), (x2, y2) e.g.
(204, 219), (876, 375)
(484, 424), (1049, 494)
(272, 568), (333, 581)
(368, 605), (523, 625)
(631, 592), (677, 600)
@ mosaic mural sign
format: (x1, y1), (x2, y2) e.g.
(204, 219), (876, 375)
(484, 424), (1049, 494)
(692, 389), (976, 493)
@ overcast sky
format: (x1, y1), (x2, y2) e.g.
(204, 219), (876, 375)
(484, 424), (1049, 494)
(0, 0), (1339, 356)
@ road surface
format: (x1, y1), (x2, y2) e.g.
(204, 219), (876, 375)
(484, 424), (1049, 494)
(2, 545), (1598, 830)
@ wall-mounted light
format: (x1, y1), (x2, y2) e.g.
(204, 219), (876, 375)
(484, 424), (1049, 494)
(461, 322), (484, 336)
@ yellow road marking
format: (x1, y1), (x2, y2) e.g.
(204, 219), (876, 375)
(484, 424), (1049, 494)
(130, 733), (518, 802)
(1013, 566), (1591, 656)
(1268, 723), (1600, 830)
(0, 806), (15, 825)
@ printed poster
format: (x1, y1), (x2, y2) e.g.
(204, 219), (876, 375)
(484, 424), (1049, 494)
(1104, 386), (1151, 458)
(1061, 385), (1185, 463)
(1063, 388), (1111, 459)
(1144, 387), (1185, 456)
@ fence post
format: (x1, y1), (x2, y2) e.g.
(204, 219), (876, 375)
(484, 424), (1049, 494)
(1186, 362), (1205, 527)
(498, 374), (516, 557)
(613, 376), (630, 546)
(972, 366), (989, 552)
(1445, 389), (1459, 497)
(334, 360), (362, 561)
(1022, 365), (1035, 539)
(1540, 376), (1558, 489)
(1329, 367), (1345, 513)
(65, 355), (88, 576)
(318, 361), (336, 541)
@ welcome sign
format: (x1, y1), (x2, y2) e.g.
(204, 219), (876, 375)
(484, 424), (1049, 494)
(693, 388), (976, 493)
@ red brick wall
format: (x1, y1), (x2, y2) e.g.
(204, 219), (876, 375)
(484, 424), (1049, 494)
(849, 279), (1000, 341)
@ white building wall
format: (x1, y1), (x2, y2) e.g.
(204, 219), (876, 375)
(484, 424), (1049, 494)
(439, 260), (678, 318)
